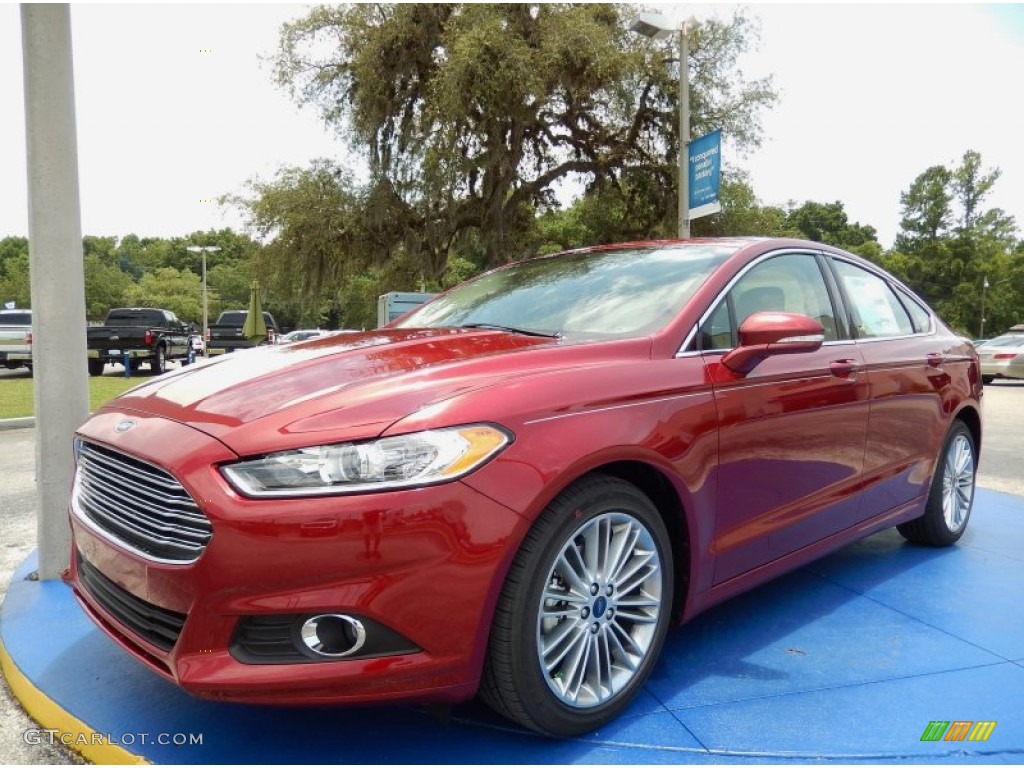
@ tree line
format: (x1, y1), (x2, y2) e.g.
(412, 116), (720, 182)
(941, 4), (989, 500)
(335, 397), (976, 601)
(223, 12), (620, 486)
(2, 3), (1021, 336)
(0, 231), (266, 326)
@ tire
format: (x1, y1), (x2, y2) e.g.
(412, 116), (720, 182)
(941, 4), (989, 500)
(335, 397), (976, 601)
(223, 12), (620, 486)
(898, 421), (976, 547)
(480, 475), (674, 736)
(982, 375), (995, 385)
(150, 345), (167, 376)
(87, 359), (104, 377)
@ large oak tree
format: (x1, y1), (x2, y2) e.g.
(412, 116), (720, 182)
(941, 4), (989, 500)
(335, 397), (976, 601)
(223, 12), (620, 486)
(272, 3), (776, 278)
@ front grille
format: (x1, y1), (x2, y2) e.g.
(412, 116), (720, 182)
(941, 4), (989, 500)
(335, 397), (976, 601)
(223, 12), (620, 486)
(73, 440), (212, 562)
(77, 552), (186, 651)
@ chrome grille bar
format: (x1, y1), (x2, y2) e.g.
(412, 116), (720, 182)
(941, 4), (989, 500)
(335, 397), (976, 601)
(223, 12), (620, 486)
(73, 440), (212, 563)
(78, 449), (206, 517)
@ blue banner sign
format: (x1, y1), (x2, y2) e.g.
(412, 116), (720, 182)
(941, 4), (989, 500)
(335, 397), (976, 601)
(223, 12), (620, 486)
(688, 129), (722, 219)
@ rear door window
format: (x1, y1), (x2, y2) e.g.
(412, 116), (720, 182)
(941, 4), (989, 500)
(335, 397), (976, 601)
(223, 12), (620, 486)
(831, 260), (914, 338)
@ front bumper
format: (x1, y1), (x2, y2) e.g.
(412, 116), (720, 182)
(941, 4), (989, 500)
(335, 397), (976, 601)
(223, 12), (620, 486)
(69, 410), (529, 705)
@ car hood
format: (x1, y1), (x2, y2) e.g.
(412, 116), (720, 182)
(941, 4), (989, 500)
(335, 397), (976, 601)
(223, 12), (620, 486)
(101, 327), (570, 455)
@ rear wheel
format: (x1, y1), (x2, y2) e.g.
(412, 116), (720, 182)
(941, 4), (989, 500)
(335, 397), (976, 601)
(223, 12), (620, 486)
(982, 375), (995, 385)
(480, 475), (674, 736)
(150, 346), (167, 375)
(898, 421), (976, 547)
(87, 359), (104, 377)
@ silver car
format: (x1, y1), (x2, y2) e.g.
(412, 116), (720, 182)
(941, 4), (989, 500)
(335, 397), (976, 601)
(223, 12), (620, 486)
(977, 330), (1024, 384)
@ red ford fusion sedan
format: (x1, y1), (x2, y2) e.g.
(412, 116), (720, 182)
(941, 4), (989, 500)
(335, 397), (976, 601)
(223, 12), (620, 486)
(68, 238), (982, 736)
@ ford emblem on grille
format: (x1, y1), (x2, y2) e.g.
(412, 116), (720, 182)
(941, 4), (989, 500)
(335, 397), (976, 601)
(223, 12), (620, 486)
(115, 419), (136, 433)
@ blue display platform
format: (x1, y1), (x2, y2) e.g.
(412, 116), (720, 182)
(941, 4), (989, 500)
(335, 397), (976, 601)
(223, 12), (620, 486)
(2, 488), (1024, 764)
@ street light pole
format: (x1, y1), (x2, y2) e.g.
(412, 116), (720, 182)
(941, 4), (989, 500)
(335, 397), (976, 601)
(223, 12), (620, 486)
(187, 245), (221, 357)
(678, 19), (690, 239)
(980, 275), (989, 339)
(629, 11), (694, 239)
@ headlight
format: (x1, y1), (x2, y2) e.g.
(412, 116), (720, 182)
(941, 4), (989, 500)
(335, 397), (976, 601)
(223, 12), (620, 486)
(221, 424), (511, 497)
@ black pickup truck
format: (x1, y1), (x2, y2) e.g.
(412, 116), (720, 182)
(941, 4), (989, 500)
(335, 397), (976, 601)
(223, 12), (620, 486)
(206, 310), (280, 355)
(87, 307), (193, 376)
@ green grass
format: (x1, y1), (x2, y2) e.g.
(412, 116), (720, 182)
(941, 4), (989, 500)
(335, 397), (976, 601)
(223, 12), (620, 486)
(0, 373), (143, 420)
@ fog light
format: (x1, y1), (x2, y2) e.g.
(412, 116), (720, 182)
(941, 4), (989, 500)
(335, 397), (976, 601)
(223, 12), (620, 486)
(300, 614), (367, 658)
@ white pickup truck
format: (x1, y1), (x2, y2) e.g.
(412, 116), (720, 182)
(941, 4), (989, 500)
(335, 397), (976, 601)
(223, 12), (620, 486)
(0, 308), (32, 372)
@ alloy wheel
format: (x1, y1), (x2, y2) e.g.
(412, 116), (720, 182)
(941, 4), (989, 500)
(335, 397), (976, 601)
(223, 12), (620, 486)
(536, 511), (662, 708)
(942, 433), (974, 533)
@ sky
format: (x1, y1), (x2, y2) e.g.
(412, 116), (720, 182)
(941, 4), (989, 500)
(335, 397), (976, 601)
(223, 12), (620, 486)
(1, 3), (1023, 249)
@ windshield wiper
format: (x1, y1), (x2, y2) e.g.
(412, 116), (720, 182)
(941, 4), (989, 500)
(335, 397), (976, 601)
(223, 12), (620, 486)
(459, 323), (561, 339)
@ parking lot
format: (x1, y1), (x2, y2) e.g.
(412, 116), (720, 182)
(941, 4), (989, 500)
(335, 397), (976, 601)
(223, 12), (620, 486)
(1, 379), (1022, 763)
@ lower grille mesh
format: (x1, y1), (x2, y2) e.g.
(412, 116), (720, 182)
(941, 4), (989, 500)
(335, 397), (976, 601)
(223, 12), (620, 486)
(77, 552), (186, 651)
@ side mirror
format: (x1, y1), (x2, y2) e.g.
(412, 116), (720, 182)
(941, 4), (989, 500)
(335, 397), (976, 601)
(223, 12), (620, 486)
(721, 312), (825, 374)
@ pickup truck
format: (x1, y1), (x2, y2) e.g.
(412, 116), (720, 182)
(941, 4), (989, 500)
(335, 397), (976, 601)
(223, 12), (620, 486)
(86, 307), (193, 376)
(206, 310), (279, 355)
(0, 308), (32, 372)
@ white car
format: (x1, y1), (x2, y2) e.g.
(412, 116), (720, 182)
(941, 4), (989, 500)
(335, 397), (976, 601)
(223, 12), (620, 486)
(0, 308), (33, 371)
(977, 330), (1024, 384)
(277, 329), (331, 345)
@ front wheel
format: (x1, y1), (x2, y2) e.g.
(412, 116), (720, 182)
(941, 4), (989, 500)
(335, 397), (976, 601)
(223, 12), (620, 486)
(982, 375), (995, 385)
(480, 475), (674, 736)
(898, 421), (976, 547)
(87, 359), (104, 377)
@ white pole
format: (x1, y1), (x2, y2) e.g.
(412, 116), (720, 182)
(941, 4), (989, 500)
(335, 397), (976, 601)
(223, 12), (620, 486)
(980, 276), (988, 340)
(21, 3), (90, 580)
(188, 245), (220, 357)
(678, 21), (690, 239)
(202, 251), (208, 357)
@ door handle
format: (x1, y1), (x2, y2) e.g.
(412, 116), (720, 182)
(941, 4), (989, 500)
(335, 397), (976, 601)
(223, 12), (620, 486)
(829, 359), (859, 378)
(926, 353), (946, 368)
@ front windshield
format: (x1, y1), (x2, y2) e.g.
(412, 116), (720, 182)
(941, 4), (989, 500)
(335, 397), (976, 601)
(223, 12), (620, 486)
(396, 244), (739, 340)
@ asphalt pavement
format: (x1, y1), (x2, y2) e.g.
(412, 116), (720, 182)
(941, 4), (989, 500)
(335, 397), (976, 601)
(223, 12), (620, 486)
(0, 378), (1021, 763)
(975, 379), (1024, 496)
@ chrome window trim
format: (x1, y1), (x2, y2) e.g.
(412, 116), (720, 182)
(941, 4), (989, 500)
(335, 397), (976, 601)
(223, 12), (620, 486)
(676, 337), (858, 359)
(848, 331), (936, 345)
(674, 249), (939, 358)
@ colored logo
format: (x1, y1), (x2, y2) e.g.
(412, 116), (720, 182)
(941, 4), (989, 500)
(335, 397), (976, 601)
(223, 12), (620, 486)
(920, 721), (996, 742)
